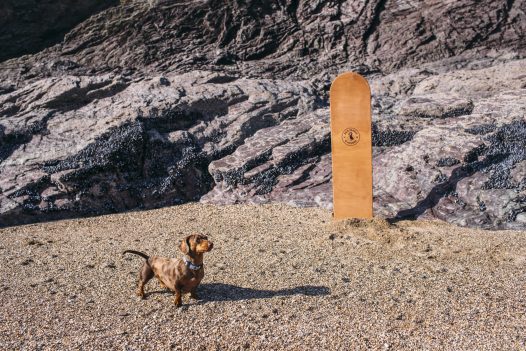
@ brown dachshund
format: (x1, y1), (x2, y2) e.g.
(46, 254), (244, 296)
(123, 234), (213, 307)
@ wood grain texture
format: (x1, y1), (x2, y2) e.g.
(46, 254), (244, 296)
(330, 72), (373, 220)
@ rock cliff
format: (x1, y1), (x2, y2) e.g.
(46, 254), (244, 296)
(0, 0), (525, 228)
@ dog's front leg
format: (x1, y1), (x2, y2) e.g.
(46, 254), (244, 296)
(190, 287), (199, 300)
(174, 289), (182, 307)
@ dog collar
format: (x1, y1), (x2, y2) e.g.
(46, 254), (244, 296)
(183, 257), (202, 271)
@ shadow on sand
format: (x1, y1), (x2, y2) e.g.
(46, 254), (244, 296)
(147, 283), (330, 302)
(199, 283), (331, 302)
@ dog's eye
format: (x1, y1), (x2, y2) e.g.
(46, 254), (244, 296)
(196, 238), (201, 243)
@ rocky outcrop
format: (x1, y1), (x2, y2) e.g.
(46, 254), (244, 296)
(0, 0), (525, 229)
(0, 71), (323, 225)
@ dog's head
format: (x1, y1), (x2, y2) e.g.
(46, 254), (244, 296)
(180, 234), (213, 256)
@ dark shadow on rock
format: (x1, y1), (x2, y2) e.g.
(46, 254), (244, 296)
(198, 283), (330, 302)
(391, 157), (500, 223)
(0, 0), (119, 63)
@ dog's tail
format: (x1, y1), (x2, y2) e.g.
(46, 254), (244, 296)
(123, 250), (149, 260)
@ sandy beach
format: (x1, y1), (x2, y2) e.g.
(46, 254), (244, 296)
(0, 203), (525, 350)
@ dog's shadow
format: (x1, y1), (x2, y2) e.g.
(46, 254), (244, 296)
(200, 283), (330, 302)
(148, 283), (330, 302)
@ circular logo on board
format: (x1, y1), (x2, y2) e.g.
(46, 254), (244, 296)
(342, 128), (360, 146)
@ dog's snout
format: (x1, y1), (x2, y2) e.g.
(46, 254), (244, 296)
(208, 241), (214, 251)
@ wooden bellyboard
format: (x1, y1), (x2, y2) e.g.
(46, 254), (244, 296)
(330, 72), (373, 220)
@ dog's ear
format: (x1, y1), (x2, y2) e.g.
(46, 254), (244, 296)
(179, 237), (189, 254)
(180, 235), (193, 256)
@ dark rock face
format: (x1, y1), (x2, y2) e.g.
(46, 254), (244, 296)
(0, 0), (119, 63)
(0, 0), (525, 229)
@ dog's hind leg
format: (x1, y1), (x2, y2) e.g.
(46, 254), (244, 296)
(137, 262), (154, 299)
